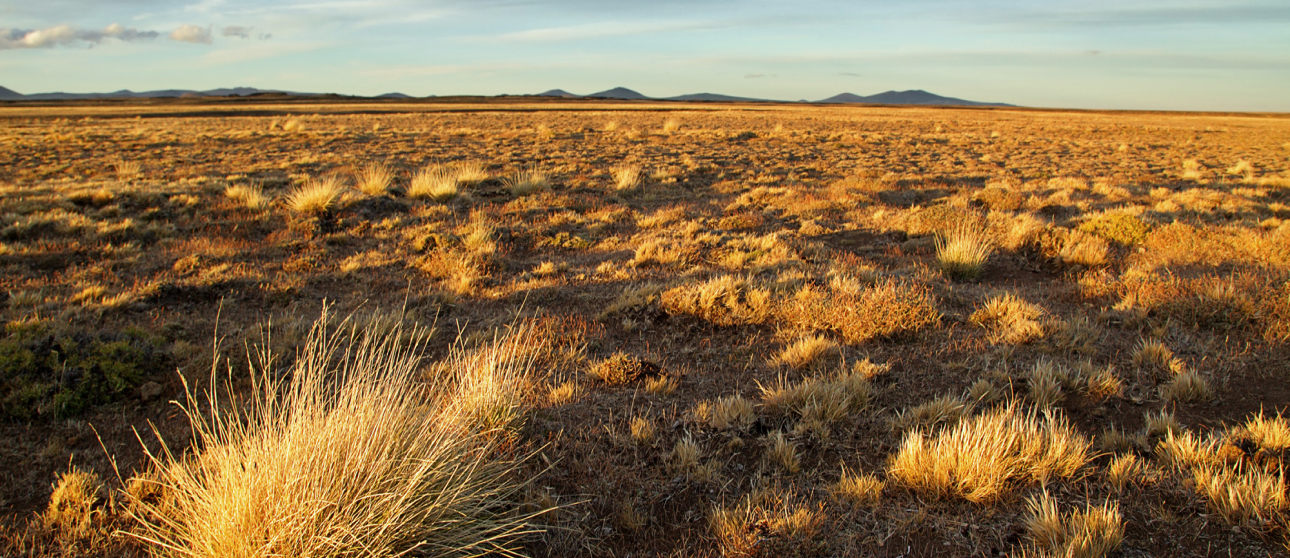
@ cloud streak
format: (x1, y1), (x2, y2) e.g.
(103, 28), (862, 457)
(0, 24), (160, 49)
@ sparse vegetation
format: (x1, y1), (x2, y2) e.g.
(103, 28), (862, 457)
(4, 100), (1290, 557)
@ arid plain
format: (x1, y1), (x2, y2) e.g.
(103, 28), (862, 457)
(1, 98), (1289, 557)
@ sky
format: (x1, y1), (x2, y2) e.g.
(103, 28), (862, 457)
(1, 0), (1288, 111)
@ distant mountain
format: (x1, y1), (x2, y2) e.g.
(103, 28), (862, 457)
(817, 93), (870, 104)
(817, 90), (1012, 107)
(664, 93), (767, 102)
(537, 89), (580, 98)
(0, 85), (312, 101)
(586, 87), (649, 100)
(376, 92), (413, 99)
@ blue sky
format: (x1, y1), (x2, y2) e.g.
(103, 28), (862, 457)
(1, 0), (1287, 111)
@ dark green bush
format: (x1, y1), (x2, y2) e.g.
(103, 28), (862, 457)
(0, 323), (170, 421)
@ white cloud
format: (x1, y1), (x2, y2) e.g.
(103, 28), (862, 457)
(0, 23), (160, 49)
(170, 24), (212, 44)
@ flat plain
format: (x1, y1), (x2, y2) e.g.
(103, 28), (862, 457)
(1, 98), (1289, 557)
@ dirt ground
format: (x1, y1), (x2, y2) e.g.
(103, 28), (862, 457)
(1, 97), (1289, 557)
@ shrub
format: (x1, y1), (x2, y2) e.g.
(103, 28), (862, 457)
(888, 404), (1091, 502)
(1078, 212), (1149, 246)
(0, 325), (170, 421)
(124, 312), (540, 558)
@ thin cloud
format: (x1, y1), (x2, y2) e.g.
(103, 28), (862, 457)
(171, 24), (213, 44)
(222, 26), (253, 39)
(0, 24), (159, 49)
(492, 19), (728, 43)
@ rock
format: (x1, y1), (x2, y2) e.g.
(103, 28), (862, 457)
(139, 381), (163, 402)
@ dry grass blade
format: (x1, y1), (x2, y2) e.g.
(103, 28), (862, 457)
(123, 310), (542, 558)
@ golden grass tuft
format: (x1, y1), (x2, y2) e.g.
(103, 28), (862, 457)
(123, 311), (541, 558)
(971, 293), (1045, 344)
(612, 165), (641, 190)
(782, 279), (940, 344)
(773, 334), (840, 371)
(661, 275), (775, 326)
(832, 466), (884, 507)
(408, 166), (460, 202)
(224, 184), (272, 210)
(505, 169), (549, 196)
(1161, 370), (1213, 403)
(630, 416), (656, 445)
(355, 162), (394, 196)
(760, 366), (872, 438)
(935, 222), (994, 280)
(1025, 491), (1124, 558)
(285, 175), (347, 215)
(888, 404), (1091, 502)
(41, 467), (103, 541)
(766, 431), (800, 474)
(710, 394), (756, 431)
(892, 393), (968, 432)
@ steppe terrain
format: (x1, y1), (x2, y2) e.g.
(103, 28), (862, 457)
(1, 99), (1289, 557)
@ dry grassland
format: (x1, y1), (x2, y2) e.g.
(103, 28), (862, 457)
(1, 99), (1289, 557)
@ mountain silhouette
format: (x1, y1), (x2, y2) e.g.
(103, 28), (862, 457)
(586, 87), (649, 100)
(537, 89), (580, 98)
(817, 90), (1012, 107)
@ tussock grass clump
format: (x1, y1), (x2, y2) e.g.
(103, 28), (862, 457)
(760, 366), (872, 437)
(971, 293), (1045, 344)
(765, 431), (800, 474)
(612, 165), (641, 190)
(1025, 492), (1124, 558)
(408, 166), (460, 202)
(662, 275), (775, 326)
(832, 466), (884, 507)
(285, 176), (347, 215)
(124, 313), (540, 558)
(1157, 412), (1290, 525)
(1161, 370), (1213, 403)
(888, 404), (1091, 502)
(892, 393), (969, 432)
(224, 184), (271, 210)
(1079, 211), (1149, 246)
(772, 334), (840, 371)
(114, 161), (142, 179)
(505, 169), (549, 196)
(710, 394), (756, 431)
(589, 352), (657, 385)
(936, 222), (994, 280)
(42, 467), (104, 541)
(783, 279), (940, 344)
(355, 162), (394, 196)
